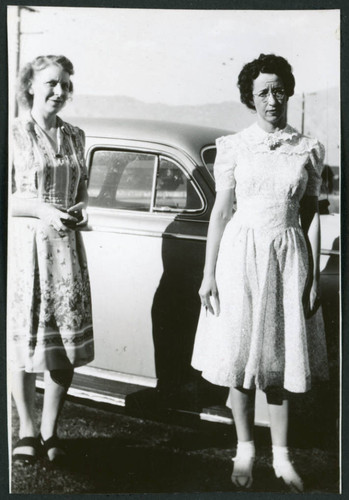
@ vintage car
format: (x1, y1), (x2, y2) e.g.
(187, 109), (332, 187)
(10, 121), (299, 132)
(38, 118), (339, 426)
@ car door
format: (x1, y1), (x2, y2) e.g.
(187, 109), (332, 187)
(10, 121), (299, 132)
(82, 137), (211, 390)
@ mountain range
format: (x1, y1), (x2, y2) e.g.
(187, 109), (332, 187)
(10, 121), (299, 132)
(63, 88), (339, 165)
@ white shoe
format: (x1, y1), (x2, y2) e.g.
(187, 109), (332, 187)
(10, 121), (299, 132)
(231, 455), (254, 489)
(273, 460), (304, 493)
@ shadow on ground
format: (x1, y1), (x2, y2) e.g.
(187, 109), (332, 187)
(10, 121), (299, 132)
(11, 391), (339, 495)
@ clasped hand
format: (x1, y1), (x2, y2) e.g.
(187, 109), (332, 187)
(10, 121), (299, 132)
(39, 202), (88, 232)
(199, 275), (220, 316)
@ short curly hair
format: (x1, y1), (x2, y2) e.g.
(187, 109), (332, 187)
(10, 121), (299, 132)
(238, 54), (295, 110)
(16, 55), (74, 109)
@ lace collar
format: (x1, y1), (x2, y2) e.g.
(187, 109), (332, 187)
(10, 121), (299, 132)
(243, 122), (300, 150)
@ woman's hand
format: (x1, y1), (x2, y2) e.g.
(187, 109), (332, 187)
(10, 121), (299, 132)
(67, 201), (88, 226)
(309, 280), (319, 310)
(37, 204), (77, 232)
(304, 278), (321, 318)
(199, 274), (220, 316)
(197, 189), (235, 317)
(300, 195), (321, 318)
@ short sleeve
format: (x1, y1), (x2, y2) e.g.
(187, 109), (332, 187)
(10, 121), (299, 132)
(304, 139), (325, 196)
(72, 127), (88, 181)
(213, 135), (236, 192)
(11, 121), (38, 199)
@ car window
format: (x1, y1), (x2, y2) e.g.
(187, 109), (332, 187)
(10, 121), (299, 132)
(319, 165), (339, 215)
(201, 146), (216, 178)
(154, 157), (203, 211)
(88, 150), (156, 211)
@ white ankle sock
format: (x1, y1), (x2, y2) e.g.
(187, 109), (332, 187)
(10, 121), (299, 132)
(272, 445), (289, 463)
(236, 440), (255, 458)
(272, 445), (304, 492)
(232, 440), (255, 489)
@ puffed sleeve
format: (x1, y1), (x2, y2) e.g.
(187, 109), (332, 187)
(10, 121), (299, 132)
(213, 135), (236, 192)
(304, 139), (325, 196)
(11, 120), (38, 199)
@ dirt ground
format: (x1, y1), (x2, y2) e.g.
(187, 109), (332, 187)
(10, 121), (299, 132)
(10, 389), (340, 495)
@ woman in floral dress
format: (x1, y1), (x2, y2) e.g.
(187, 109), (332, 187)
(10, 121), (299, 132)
(9, 55), (94, 464)
(192, 54), (328, 492)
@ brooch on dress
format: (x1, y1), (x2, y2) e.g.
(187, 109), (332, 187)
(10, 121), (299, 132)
(264, 135), (282, 150)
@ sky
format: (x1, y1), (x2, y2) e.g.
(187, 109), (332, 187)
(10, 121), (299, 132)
(7, 7), (340, 107)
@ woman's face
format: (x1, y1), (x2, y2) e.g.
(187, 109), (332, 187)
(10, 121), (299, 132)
(29, 64), (71, 116)
(252, 73), (288, 131)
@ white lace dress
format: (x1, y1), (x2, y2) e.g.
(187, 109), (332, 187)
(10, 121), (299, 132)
(191, 123), (329, 393)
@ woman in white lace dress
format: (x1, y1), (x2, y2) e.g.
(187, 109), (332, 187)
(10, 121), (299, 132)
(191, 54), (328, 492)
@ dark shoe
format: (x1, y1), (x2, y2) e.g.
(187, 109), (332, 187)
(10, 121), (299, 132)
(12, 436), (40, 465)
(39, 433), (66, 464)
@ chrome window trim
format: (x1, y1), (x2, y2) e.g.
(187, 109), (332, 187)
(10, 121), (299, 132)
(85, 224), (208, 242)
(201, 145), (216, 180)
(150, 155), (159, 213)
(86, 144), (208, 216)
(152, 155), (205, 214)
(87, 206), (210, 225)
(86, 142), (197, 179)
(321, 249), (340, 256)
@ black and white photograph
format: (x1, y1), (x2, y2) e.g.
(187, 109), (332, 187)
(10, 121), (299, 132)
(5, 2), (341, 495)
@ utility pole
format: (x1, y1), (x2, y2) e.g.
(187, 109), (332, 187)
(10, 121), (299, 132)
(14, 5), (38, 117)
(301, 92), (305, 135)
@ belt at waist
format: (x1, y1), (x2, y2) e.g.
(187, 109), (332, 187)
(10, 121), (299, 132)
(233, 200), (300, 230)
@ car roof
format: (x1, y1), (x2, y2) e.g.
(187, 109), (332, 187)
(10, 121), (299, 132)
(66, 117), (234, 165)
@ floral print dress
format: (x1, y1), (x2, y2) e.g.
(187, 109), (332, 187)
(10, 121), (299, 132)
(191, 123), (329, 394)
(8, 114), (94, 372)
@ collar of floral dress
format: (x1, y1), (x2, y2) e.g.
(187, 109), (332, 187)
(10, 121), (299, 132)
(22, 113), (72, 136)
(245, 122), (300, 150)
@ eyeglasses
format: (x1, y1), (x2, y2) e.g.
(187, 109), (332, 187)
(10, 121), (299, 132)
(253, 88), (286, 102)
